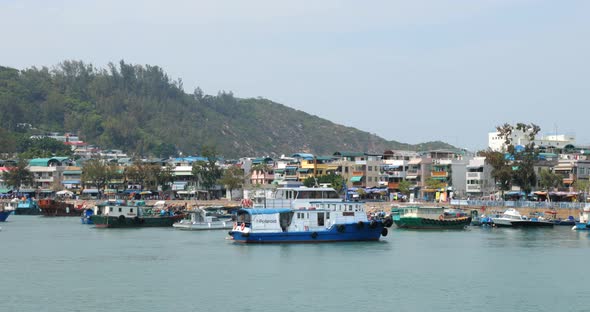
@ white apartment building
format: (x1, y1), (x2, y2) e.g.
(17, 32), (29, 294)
(488, 130), (575, 152)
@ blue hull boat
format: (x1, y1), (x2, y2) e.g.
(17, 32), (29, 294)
(0, 211), (10, 222)
(573, 222), (590, 231)
(229, 202), (393, 244)
(231, 222), (388, 243)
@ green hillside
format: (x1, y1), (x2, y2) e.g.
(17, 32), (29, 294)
(0, 61), (455, 158)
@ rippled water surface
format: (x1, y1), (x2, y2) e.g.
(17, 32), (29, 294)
(2, 215), (590, 312)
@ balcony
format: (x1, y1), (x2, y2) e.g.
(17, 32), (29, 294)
(466, 185), (482, 192)
(387, 182), (400, 189)
(381, 171), (406, 178)
(467, 172), (481, 179)
(431, 171), (448, 178)
(35, 177), (54, 182)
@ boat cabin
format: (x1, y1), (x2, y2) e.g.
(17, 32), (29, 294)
(392, 206), (445, 219)
(3, 199), (18, 211)
(236, 201), (368, 233)
(252, 186), (343, 209)
(93, 200), (145, 218)
(188, 206), (233, 223)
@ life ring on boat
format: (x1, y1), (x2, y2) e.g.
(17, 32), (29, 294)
(381, 228), (388, 237)
(241, 198), (253, 207)
(438, 215), (444, 221)
(240, 222), (245, 231)
(233, 222), (238, 230)
(311, 232), (318, 239)
(118, 215), (126, 223)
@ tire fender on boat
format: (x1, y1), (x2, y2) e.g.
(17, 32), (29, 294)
(337, 224), (345, 233)
(369, 220), (378, 229)
(118, 215), (126, 223)
(311, 232), (318, 239)
(381, 228), (388, 237)
(357, 221), (364, 229)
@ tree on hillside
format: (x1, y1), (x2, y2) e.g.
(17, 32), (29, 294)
(16, 137), (73, 159)
(219, 165), (244, 200)
(2, 159), (34, 193)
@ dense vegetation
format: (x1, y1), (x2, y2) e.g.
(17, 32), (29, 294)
(0, 61), (455, 158)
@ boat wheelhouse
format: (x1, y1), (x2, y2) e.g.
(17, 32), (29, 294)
(250, 186), (342, 210)
(573, 204), (590, 230)
(89, 200), (184, 228)
(229, 200), (393, 243)
(173, 206), (235, 230)
(492, 208), (553, 228)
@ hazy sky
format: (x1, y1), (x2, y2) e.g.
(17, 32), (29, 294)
(2, 0), (589, 151)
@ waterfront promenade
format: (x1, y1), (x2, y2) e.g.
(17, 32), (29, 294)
(2, 198), (584, 219)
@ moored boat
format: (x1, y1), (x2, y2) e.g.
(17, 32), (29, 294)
(81, 208), (94, 224)
(572, 204), (590, 230)
(89, 200), (185, 228)
(391, 206), (471, 229)
(0, 209), (10, 222)
(228, 201), (393, 243)
(14, 198), (41, 215)
(492, 208), (553, 228)
(39, 198), (82, 217)
(173, 206), (234, 230)
(0, 199), (17, 222)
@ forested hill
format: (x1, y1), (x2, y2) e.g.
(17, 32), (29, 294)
(0, 61), (455, 158)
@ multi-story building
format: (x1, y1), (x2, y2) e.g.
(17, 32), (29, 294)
(333, 152), (382, 188)
(465, 157), (494, 198)
(62, 166), (82, 191)
(379, 150), (420, 191)
(28, 157), (74, 194)
(489, 130), (575, 152)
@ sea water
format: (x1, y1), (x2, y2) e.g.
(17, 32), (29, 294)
(1, 215), (590, 312)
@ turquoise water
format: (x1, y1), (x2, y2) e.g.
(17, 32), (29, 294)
(2, 215), (590, 312)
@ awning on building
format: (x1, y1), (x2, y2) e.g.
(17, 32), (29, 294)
(350, 176), (363, 182)
(406, 175), (417, 179)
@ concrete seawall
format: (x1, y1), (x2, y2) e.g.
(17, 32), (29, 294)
(2, 199), (581, 219)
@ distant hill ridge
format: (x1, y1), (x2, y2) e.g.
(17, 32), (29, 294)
(0, 61), (455, 158)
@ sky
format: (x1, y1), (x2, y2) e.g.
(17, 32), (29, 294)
(1, 0), (589, 151)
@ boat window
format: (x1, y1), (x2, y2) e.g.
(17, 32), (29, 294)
(318, 212), (325, 226)
(110, 207), (113, 212)
(326, 212), (330, 219)
(325, 191), (340, 199)
(119, 208), (122, 212)
(349, 205), (353, 211)
(130, 208), (133, 213)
